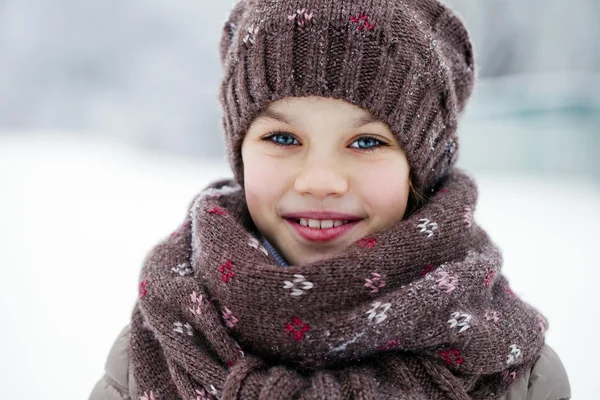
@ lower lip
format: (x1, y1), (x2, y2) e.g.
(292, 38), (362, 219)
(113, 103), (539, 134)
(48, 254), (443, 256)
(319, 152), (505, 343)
(285, 219), (360, 242)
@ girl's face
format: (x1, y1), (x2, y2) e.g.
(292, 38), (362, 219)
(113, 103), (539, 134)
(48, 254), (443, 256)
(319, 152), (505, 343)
(241, 96), (410, 266)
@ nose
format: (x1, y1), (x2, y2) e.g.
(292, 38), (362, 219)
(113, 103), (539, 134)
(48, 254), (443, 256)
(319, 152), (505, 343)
(294, 157), (349, 199)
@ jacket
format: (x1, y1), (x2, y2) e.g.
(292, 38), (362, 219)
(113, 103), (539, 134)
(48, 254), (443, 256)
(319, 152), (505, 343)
(89, 325), (571, 400)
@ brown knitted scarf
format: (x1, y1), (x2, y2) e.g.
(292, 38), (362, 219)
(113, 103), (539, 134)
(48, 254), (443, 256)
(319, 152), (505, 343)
(130, 169), (546, 400)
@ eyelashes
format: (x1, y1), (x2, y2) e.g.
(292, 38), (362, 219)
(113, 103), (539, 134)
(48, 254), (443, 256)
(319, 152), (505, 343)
(261, 131), (389, 153)
(263, 131), (299, 147)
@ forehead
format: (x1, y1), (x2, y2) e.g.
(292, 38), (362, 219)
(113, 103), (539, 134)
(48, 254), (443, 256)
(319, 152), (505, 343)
(257, 96), (380, 128)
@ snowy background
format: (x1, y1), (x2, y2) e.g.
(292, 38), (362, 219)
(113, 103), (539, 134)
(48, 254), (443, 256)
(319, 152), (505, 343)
(0, 0), (599, 399)
(1, 136), (598, 399)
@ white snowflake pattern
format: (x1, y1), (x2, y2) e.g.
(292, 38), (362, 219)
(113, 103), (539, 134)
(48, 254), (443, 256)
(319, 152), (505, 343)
(248, 237), (268, 256)
(447, 312), (472, 333)
(506, 344), (522, 365)
(171, 262), (193, 277)
(288, 8), (314, 27)
(484, 309), (500, 323)
(417, 219), (438, 238)
(283, 274), (314, 296)
(209, 385), (219, 399)
(189, 291), (203, 316)
(366, 301), (392, 324)
(173, 322), (194, 336)
(243, 24), (259, 45)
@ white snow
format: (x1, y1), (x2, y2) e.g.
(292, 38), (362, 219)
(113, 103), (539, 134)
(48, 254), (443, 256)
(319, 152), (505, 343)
(0, 133), (598, 399)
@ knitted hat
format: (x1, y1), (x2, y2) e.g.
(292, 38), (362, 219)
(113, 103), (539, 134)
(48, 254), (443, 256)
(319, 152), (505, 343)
(219, 0), (475, 194)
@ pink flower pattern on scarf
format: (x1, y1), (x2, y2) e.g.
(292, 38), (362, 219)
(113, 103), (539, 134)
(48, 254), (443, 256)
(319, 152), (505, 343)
(189, 291), (203, 316)
(219, 260), (234, 283)
(364, 272), (386, 293)
(140, 391), (157, 400)
(357, 237), (377, 248)
(139, 280), (148, 298)
(435, 271), (458, 293)
(350, 14), (375, 31)
(208, 206), (227, 216)
(222, 307), (239, 328)
(439, 349), (464, 366)
(285, 317), (310, 341)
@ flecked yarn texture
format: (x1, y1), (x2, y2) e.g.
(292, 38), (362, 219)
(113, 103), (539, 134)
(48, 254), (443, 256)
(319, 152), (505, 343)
(219, 0), (475, 194)
(130, 170), (547, 400)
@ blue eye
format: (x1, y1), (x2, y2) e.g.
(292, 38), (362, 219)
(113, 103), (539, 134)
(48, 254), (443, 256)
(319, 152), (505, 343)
(262, 131), (388, 153)
(350, 137), (381, 150)
(266, 132), (299, 147)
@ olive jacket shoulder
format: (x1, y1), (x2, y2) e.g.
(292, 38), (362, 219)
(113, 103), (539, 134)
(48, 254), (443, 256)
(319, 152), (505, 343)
(89, 325), (571, 400)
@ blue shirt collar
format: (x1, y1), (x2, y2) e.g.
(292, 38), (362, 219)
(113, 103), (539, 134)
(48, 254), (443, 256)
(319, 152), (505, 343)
(260, 235), (290, 267)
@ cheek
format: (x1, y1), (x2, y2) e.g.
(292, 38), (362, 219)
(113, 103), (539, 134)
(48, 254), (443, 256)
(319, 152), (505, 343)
(357, 162), (410, 217)
(242, 151), (290, 214)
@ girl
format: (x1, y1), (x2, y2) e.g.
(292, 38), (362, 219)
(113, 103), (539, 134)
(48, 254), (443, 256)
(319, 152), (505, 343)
(90, 0), (570, 399)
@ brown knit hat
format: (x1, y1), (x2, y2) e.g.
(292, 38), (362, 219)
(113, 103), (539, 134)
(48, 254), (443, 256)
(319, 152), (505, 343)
(219, 0), (476, 194)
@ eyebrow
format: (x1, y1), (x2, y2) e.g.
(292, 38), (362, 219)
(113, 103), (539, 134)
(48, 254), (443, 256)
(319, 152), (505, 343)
(257, 109), (380, 128)
(256, 109), (297, 125)
(352, 114), (379, 128)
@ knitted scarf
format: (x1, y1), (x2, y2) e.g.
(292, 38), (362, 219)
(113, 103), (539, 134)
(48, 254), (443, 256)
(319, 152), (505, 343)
(130, 169), (546, 400)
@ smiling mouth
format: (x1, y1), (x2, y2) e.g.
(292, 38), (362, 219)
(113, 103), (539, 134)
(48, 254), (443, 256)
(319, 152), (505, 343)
(288, 218), (354, 229)
(285, 218), (361, 242)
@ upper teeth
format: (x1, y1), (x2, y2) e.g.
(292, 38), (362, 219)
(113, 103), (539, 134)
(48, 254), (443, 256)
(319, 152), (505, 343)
(299, 219), (349, 228)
